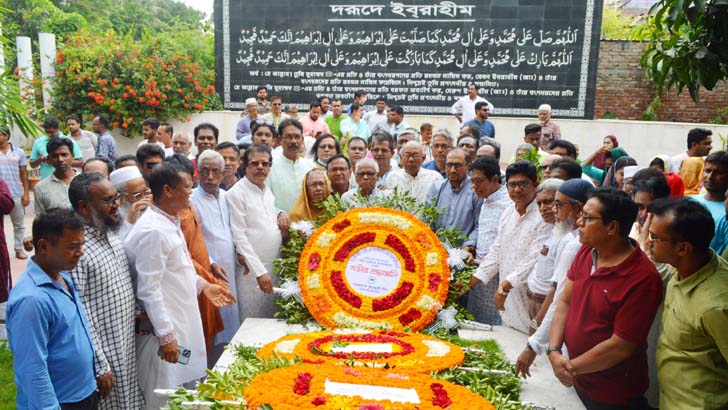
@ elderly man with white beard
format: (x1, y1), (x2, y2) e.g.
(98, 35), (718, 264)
(68, 172), (144, 409)
(514, 178), (594, 378)
(110, 166), (151, 240)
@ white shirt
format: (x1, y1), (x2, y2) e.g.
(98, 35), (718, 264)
(669, 151), (688, 174)
(265, 155), (315, 212)
(473, 199), (553, 333)
(125, 205), (206, 389)
(226, 178), (282, 277)
(190, 187), (240, 344)
(385, 168), (443, 204)
(476, 185), (512, 258)
(450, 95), (495, 123)
(363, 110), (388, 131)
(527, 231), (564, 296)
(527, 231), (581, 354)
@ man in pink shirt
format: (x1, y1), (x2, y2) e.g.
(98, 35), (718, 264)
(300, 101), (331, 138)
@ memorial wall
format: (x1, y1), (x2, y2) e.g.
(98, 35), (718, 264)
(215, 0), (604, 118)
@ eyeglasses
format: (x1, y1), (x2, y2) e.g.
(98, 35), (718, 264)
(126, 188), (152, 200)
(506, 180), (531, 190)
(432, 144), (452, 150)
(356, 171), (377, 178)
(538, 165), (550, 171)
(200, 168), (222, 176)
(578, 211), (602, 223)
(445, 162), (465, 169)
(248, 161), (271, 168)
(553, 199), (578, 210)
(96, 192), (122, 207)
(401, 153), (422, 160)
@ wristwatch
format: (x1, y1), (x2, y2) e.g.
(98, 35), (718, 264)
(547, 345), (562, 356)
(497, 284), (509, 296)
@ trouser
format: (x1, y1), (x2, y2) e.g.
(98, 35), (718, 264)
(576, 388), (650, 410)
(60, 391), (99, 410)
(9, 197), (25, 251)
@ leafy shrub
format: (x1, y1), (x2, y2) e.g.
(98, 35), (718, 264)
(53, 30), (222, 136)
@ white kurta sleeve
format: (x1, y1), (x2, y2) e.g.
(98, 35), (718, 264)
(226, 190), (268, 277)
(473, 215), (505, 284)
(128, 229), (176, 340)
(505, 222), (552, 286)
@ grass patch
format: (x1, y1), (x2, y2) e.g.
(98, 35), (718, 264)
(0, 340), (15, 410)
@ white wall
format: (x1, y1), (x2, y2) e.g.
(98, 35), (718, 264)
(114, 111), (728, 167)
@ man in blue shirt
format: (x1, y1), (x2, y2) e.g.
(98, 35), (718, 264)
(691, 151), (728, 223)
(426, 148), (483, 247)
(7, 208), (99, 410)
(462, 101), (496, 139)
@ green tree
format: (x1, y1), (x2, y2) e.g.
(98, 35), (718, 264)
(638, 0), (728, 102)
(601, 1), (643, 40)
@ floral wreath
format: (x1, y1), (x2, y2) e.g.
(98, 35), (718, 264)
(244, 363), (495, 410)
(299, 207), (451, 332)
(257, 329), (464, 373)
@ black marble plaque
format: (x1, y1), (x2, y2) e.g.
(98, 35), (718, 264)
(215, 0), (604, 118)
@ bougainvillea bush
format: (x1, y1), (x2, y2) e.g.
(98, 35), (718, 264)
(53, 30), (222, 136)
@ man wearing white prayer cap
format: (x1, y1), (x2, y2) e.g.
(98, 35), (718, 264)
(235, 97), (261, 141)
(622, 165), (645, 195)
(110, 166), (152, 239)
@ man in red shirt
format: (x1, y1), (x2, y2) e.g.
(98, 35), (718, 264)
(548, 188), (663, 409)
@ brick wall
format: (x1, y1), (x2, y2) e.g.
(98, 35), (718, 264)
(595, 40), (728, 123)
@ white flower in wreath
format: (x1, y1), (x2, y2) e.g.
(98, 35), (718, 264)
(422, 340), (451, 357)
(274, 338), (301, 354)
(416, 295), (442, 312)
(333, 328), (371, 335)
(426, 252), (439, 266)
(291, 220), (314, 237)
(359, 212), (412, 231)
(333, 312), (392, 330)
(316, 232), (337, 247)
(307, 274), (321, 290)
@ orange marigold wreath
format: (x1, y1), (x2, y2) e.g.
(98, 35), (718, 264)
(244, 363), (495, 410)
(257, 330), (464, 373)
(299, 208), (450, 331)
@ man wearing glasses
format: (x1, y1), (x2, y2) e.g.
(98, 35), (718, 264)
(68, 172), (144, 409)
(548, 188), (662, 410)
(469, 161), (552, 332)
(261, 96), (290, 129)
(462, 101), (496, 139)
(110, 166), (151, 240)
(426, 149), (483, 249)
(342, 158), (390, 208)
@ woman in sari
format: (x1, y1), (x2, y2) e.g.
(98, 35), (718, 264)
(582, 147), (629, 186)
(289, 169), (332, 222)
(592, 135), (618, 170)
(680, 157), (704, 196)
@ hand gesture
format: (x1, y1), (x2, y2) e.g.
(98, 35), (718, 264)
(160, 339), (179, 364)
(549, 353), (576, 387)
(257, 273), (274, 293)
(211, 263), (229, 282)
(202, 283), (236, 307)
(515, 347), (537, 378)
(96, 371), (114, 399)
(127, 198), (151, 224)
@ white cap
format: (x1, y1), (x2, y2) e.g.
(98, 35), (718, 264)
(245, 97), (257, 106)
(623, 165), (644, 179)
(110, 166), (143, 187)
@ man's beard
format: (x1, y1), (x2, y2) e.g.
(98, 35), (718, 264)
(90, 208), (122, 235)
(552, 220), (574, 238)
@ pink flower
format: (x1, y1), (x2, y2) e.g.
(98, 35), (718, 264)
(360, 405), (385, 410)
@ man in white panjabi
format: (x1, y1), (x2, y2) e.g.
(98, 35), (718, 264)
(227, 143), (289, 320)
(191, 150), (241, 363)
(468, 161), (552, 333)
(125, 162), (235, 410)
(386, 141), (443, 204)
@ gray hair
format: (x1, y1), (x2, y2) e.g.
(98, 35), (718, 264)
(198, 149), (224, 168)
(432, 129), (454, 145)
(355, 158), (379, 173)
(538, 104), (552, 112)
(401, 140), (424, 155)
(536, 178), (564, 194)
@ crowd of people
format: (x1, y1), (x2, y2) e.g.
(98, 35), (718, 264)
(0, 84), (726, 410)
